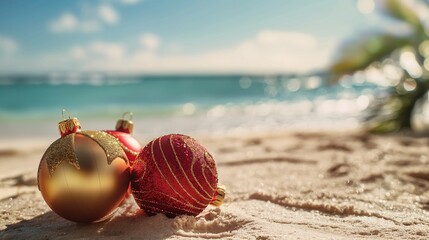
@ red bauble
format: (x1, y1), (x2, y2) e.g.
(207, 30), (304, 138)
(104, 114), (142, 165)
(104, 130), (141, 165)
(131, 134), (223, 217)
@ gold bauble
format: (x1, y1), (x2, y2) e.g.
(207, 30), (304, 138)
(37, 118), (130, 223)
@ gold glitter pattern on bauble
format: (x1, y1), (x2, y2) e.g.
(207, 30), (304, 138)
(39, 134), (80, 178)
(118, 140), (140, 156)
(78, 130), (128, 165)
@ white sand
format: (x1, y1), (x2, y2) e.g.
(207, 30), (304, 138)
(1, 130), (429, 239)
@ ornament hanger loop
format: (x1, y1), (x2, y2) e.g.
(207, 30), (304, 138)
(122, 111), (133, 121)
(62, 109), (71, 120)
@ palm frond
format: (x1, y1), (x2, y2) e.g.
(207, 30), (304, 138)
(379, 0), (425, 33)
(329, 34), (410, 78)
(364, 78), (429, 133)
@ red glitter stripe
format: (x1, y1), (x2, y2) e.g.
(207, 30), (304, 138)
(150, 139), (195, 208)
(168, 135), (212, 200)
(157, 135), (207, 207)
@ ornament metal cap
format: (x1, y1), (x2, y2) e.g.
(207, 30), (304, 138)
(58, 109), (81, 137)
(209, 184), (226, 207)
(115, 112), (134, 134)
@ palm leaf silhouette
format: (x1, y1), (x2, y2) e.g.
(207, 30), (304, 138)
(329, 0), (429, 133)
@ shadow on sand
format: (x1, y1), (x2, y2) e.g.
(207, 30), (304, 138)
(0, 206), (176, 240)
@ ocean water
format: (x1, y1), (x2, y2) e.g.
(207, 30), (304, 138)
(0, 74), (382, 137)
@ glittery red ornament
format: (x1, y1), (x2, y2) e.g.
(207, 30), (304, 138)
(131, 134), (225, 217)
(104, 112), (142, 165)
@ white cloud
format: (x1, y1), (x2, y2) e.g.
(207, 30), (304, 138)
(49, 13), (78, 33)
(69, 30), (336, 74)
(166, 43), (182, 53)
(80, 20), (101, 33)
(70, 46), (87, 60)
(120, 0), (142, 5)
(0, 52), (75, 73)
(89, 42), (124, 60)
(49, 4), (119, 33)
(140, 33), (160, 50)
(117, 30), (336, 74)
(357, 0), (375, 15)
(49, 12), (101, 33)
(69, 41), (125, 63)
(0, 36), (18, 54)
(1, 41), (125, 73)
(3, 30), (337, 74)
(98, 4), (119, 24)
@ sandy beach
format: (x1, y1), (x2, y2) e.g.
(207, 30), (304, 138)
(4, 0), (429, 238)
(1, 130), (429, 239)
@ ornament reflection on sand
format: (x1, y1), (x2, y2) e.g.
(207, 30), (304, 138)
(131, 134), (226, 217)
(37, 110), (130, 223)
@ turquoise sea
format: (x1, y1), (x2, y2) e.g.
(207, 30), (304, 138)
(0, 74), (384, 137)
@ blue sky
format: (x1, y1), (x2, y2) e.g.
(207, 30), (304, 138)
(0, 0), (390, 74)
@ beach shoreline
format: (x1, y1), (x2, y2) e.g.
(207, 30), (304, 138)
(1, 129), (429, 239)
